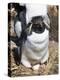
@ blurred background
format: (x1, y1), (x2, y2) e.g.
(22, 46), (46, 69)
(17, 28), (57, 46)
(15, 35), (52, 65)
(8, 3), (59, 76)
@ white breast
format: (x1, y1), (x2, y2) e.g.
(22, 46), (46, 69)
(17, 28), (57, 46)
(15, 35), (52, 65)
(15, 21), (22, 38)
(22, 28), (49, 67)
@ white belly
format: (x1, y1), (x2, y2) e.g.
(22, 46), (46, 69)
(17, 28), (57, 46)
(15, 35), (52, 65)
(21, 28), (49, 67)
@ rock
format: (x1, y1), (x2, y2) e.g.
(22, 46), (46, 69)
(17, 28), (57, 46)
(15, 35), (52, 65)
(32, 64), (40, 71)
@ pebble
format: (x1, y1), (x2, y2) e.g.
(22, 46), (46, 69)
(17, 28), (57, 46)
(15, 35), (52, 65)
(32, 64), (40, 71)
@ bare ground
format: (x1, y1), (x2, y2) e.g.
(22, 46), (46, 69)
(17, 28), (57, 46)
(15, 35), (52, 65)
(8, 40), (58, 77)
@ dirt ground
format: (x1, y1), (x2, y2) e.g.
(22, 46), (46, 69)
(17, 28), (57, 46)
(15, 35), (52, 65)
(8, 40), (58, 77)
